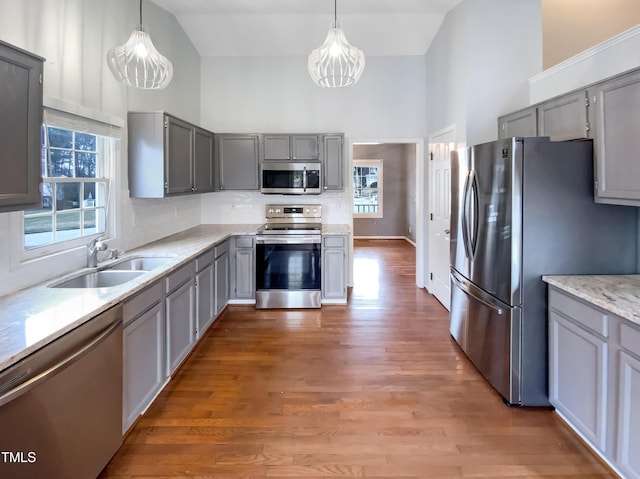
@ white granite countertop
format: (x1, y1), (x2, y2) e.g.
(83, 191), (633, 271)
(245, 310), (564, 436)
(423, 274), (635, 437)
(542, 275), (640, 327)
(0, 222), (351, 372)
(322, 224), (350, 235)
(0, 224), (260, 372)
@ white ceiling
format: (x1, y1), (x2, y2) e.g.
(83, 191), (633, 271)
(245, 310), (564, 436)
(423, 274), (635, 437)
(150, 0), (464, 57)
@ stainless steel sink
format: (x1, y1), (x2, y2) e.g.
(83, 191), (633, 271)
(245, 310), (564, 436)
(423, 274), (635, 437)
(51, 270), (145, 289)
(105, 256), (173, 272)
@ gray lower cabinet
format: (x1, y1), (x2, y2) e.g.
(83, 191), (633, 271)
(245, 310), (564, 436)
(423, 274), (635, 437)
(589, 69), (640, 206)
(498, 107), (537, 139)
(0, 40), (43, 212)
(549, 286), (640, 478)
(321, 235), (348, 303)
(195, 249), (214, 338)
(215, 134), (260, 191)
(128, 112), (215, 197)
(617, 323), (640, 479)
(537, 90), (589, 141)
(165, 262), (196, 375)
(548, 303), (607, 451)
(230, 236), (255, 300)
(322, 134), (344, 191)
(214, 240), (230, 315)
(122, 281), (165, 433)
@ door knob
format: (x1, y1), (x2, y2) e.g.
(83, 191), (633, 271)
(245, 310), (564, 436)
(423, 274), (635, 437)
(444, 229), (450, 234)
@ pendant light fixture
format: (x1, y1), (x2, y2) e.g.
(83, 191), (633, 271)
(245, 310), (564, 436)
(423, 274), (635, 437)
(308, 0), (365, 88)
(107, 0), (173, 90)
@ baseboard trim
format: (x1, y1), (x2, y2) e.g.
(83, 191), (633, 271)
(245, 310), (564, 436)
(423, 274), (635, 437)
(354, 236), (416, 246)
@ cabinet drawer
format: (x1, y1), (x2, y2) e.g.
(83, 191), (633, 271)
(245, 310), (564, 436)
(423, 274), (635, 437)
(549, 288), (608, 338)
(214, 240), (229, 258)
(195, 249), (213, 272)
(323, 236), (345, 248)
(166, 262), (195, 293)
(123, 281), (163, 326)
(620, 322), (640, 358)
(235, 236), (254, 248)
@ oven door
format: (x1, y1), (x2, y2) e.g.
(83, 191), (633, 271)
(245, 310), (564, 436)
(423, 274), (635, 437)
(255, 235), (322, 308)
(260, 162), (322, 194)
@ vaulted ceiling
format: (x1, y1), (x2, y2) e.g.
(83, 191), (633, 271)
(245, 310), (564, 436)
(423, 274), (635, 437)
(150, 0), (464, 57)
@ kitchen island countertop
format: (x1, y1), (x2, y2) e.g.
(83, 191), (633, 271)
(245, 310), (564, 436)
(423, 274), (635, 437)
(542, 274), (640, 327)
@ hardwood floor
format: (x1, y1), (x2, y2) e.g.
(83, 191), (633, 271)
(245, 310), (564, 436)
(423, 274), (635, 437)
(100, 239), (613, 478)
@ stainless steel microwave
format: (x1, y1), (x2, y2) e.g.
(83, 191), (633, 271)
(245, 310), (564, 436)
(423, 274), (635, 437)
(260, 161), (322, 195)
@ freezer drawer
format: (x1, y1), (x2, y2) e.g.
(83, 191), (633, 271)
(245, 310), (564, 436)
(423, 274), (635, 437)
(450, 269), (521, 405)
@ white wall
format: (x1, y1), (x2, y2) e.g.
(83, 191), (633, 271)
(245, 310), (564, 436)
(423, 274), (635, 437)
(199, 55), (428, 225)
(425, 0), (543, 146)
(0, 0), (201, 296)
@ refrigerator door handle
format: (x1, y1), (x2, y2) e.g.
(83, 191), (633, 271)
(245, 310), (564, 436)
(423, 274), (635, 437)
(450, 269), (507, 315)
(461, 171), (472, 259)
(469, 172), (479, 258)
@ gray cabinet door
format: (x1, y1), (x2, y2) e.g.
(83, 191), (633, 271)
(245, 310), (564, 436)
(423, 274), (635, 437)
(263, 135), (291, 160)
(123, 301), (164, 433)
(291, 135), (319, 160)
(321, 235), (347, 301)
(498, 107), (537, 139)
(165, 116), (193, 195)
(196, 263), (214, 337)
(166, 278), (195, 375)
(617, 350), (640, 479)
(0, 41), (43, 212)
(193, 127), (214, 193)
(537, 91), (588, 141)
(230, 236), (255, 300)
(214, 250), (229, 315)
(216, 134), (260, 190)
(549, 310), (608, 452)
(590, 70), (640, 206)
(322, 134), (344, 191)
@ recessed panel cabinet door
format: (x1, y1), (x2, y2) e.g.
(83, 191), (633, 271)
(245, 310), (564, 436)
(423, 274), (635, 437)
(215, 250), (229, 315)
(498, 108), (537, 139)
(322, 134), (344, 191)
(590, 70), (640, 206)
(617, 350), (640, 479)
(291, 135), (319, 160)
(196, 263), (214, 337)
(216, 134), (260, 190)
(166, 279), (195, 375)
(165, 116), (193, 195)
(193, 127), (214, 193)
(0, 41), (43, 211)
(537, 91), (588, 141)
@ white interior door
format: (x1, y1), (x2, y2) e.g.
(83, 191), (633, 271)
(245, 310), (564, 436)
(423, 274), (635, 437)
(428, 127), (455, 310)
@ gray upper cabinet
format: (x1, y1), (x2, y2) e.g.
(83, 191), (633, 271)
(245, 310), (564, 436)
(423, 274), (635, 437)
(215, 134), (260, 191)
(165, 116), (193, 195)
(193, 127), (215, 193)
(263, 134), (319, 160)
(128, 112), (214, 198)
(537, 90), (589, 141)
(498, 107), (537, 139)
(589, 69), (640, 206)
(0, 40), (44, 212)
(322, 134), (344, 191)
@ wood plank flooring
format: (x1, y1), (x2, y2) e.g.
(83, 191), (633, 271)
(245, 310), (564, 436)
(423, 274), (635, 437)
(100, 239), (613, 478)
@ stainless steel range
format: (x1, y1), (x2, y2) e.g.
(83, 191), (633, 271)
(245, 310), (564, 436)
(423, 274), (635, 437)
(255, 204), (322, 309)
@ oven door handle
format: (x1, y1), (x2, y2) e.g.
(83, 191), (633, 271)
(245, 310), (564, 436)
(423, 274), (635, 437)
(256, 235), (321, 245)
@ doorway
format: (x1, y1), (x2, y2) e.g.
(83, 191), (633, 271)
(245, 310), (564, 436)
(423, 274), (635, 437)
(349, 138), (426, 288)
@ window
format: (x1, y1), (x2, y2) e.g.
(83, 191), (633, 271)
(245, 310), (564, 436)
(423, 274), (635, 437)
(353, 159), (383, 218)
(21, 105), (120, 255)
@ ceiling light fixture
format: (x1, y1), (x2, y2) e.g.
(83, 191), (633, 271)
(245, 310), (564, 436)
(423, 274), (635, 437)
(107, 0), (173, 90)
(308, 0), (365, 88)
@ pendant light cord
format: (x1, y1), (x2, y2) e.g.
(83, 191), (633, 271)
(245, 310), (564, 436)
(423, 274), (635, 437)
(139, 0), (143, 26)
(334, 0), (337, 28)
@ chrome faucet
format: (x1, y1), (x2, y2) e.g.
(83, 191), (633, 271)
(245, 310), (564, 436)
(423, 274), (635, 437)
(87, 235), (108, 268)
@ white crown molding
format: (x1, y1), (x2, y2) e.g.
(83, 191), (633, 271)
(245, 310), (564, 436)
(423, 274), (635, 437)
(529, 24), (640, 104)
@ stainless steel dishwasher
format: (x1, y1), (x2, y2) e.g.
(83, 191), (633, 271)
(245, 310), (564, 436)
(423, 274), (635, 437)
(0, 305), (123, 479)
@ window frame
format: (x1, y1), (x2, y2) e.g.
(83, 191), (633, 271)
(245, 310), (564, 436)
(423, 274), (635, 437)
(16, 102), (120, 262)
(353, 159), (383, 219)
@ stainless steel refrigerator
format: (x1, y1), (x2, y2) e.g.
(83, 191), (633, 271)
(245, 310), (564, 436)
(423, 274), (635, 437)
(449, 137), (637, 406)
